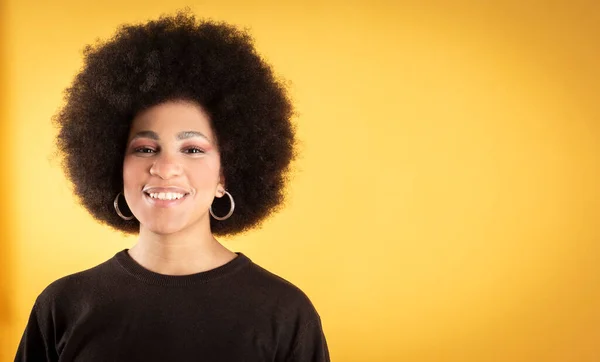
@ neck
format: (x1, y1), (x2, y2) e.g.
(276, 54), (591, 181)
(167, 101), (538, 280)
(128, 220), (237, 276)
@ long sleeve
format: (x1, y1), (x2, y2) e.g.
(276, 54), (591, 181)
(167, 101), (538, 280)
(287, 319), (330, 362)
(14, 301), (57, 362)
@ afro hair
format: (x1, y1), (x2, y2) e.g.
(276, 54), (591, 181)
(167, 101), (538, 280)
(54, 10), (296, 236)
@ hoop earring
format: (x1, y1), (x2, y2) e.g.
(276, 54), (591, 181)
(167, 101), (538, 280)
(114, 192), (135, 220)
(210, 190), (235, 221)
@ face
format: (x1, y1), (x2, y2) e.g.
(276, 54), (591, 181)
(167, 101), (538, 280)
(122, 100), (225, 235)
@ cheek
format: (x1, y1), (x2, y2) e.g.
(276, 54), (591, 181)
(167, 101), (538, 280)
(122, 156), (147, 188)
(188, 159), (221, 187)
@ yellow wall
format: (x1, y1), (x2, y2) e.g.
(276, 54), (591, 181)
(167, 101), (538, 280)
(0, 0), (14, 359)
(2, 1), (599, 361)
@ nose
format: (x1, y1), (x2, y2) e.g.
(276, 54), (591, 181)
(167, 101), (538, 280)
(149, 153), (183, 179)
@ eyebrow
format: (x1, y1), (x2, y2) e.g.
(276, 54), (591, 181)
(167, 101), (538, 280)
(131, 130), (211, 142)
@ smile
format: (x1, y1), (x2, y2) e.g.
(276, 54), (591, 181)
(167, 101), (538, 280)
(147, 192), (185, 200)
(143, 192), (189, 208)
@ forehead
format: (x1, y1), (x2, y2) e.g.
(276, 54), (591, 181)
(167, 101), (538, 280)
(129, 100), (214, 140)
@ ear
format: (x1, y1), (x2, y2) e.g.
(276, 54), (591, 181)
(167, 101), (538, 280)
(215, 176), (226, 198)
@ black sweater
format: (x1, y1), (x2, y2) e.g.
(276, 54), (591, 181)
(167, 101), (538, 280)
(15, 250), (330, 361)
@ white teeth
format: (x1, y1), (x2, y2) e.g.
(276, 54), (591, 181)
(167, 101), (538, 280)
(148, 192), (185, 200)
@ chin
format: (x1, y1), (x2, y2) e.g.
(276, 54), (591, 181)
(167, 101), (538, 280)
(142, 220), (190, 236)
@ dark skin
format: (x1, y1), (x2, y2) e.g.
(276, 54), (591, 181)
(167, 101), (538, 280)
(124, 100), (236, 275)
(54, 11), (296, 240)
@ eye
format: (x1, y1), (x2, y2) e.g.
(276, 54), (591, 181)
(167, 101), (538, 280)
(134, 147), (156, 154)
(183, 147), (205, 154)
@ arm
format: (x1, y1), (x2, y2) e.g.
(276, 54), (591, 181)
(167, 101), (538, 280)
(14, 301), (58, 362)
(287, 319), (330, 362)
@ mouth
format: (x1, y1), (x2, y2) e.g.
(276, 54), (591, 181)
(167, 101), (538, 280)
(142, 187), (191, 207)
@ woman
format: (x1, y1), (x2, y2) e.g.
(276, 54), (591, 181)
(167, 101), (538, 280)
(15, 10), (329, 362)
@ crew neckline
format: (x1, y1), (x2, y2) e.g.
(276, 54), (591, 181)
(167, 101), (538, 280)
(114, 249), (251, 287)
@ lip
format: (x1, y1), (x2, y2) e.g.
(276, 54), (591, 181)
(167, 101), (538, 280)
(142, 186), (191, 208)
(142, 186), (190, 194)
(144, 192), (189, 208)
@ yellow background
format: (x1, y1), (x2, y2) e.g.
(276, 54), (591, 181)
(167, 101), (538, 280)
(2, 1), (599, 361)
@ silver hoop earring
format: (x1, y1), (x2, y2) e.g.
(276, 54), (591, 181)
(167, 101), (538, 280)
(210, 190), (235, 221)
(114, 192), (135, 220)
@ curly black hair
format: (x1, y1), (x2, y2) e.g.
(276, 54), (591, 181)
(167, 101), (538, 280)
(54, 10), (296, 236)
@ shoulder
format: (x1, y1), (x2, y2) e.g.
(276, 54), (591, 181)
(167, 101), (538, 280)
(237, 255), (321, 321)
(34, 253), (119, 311)
(237, 256), (329, 361)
